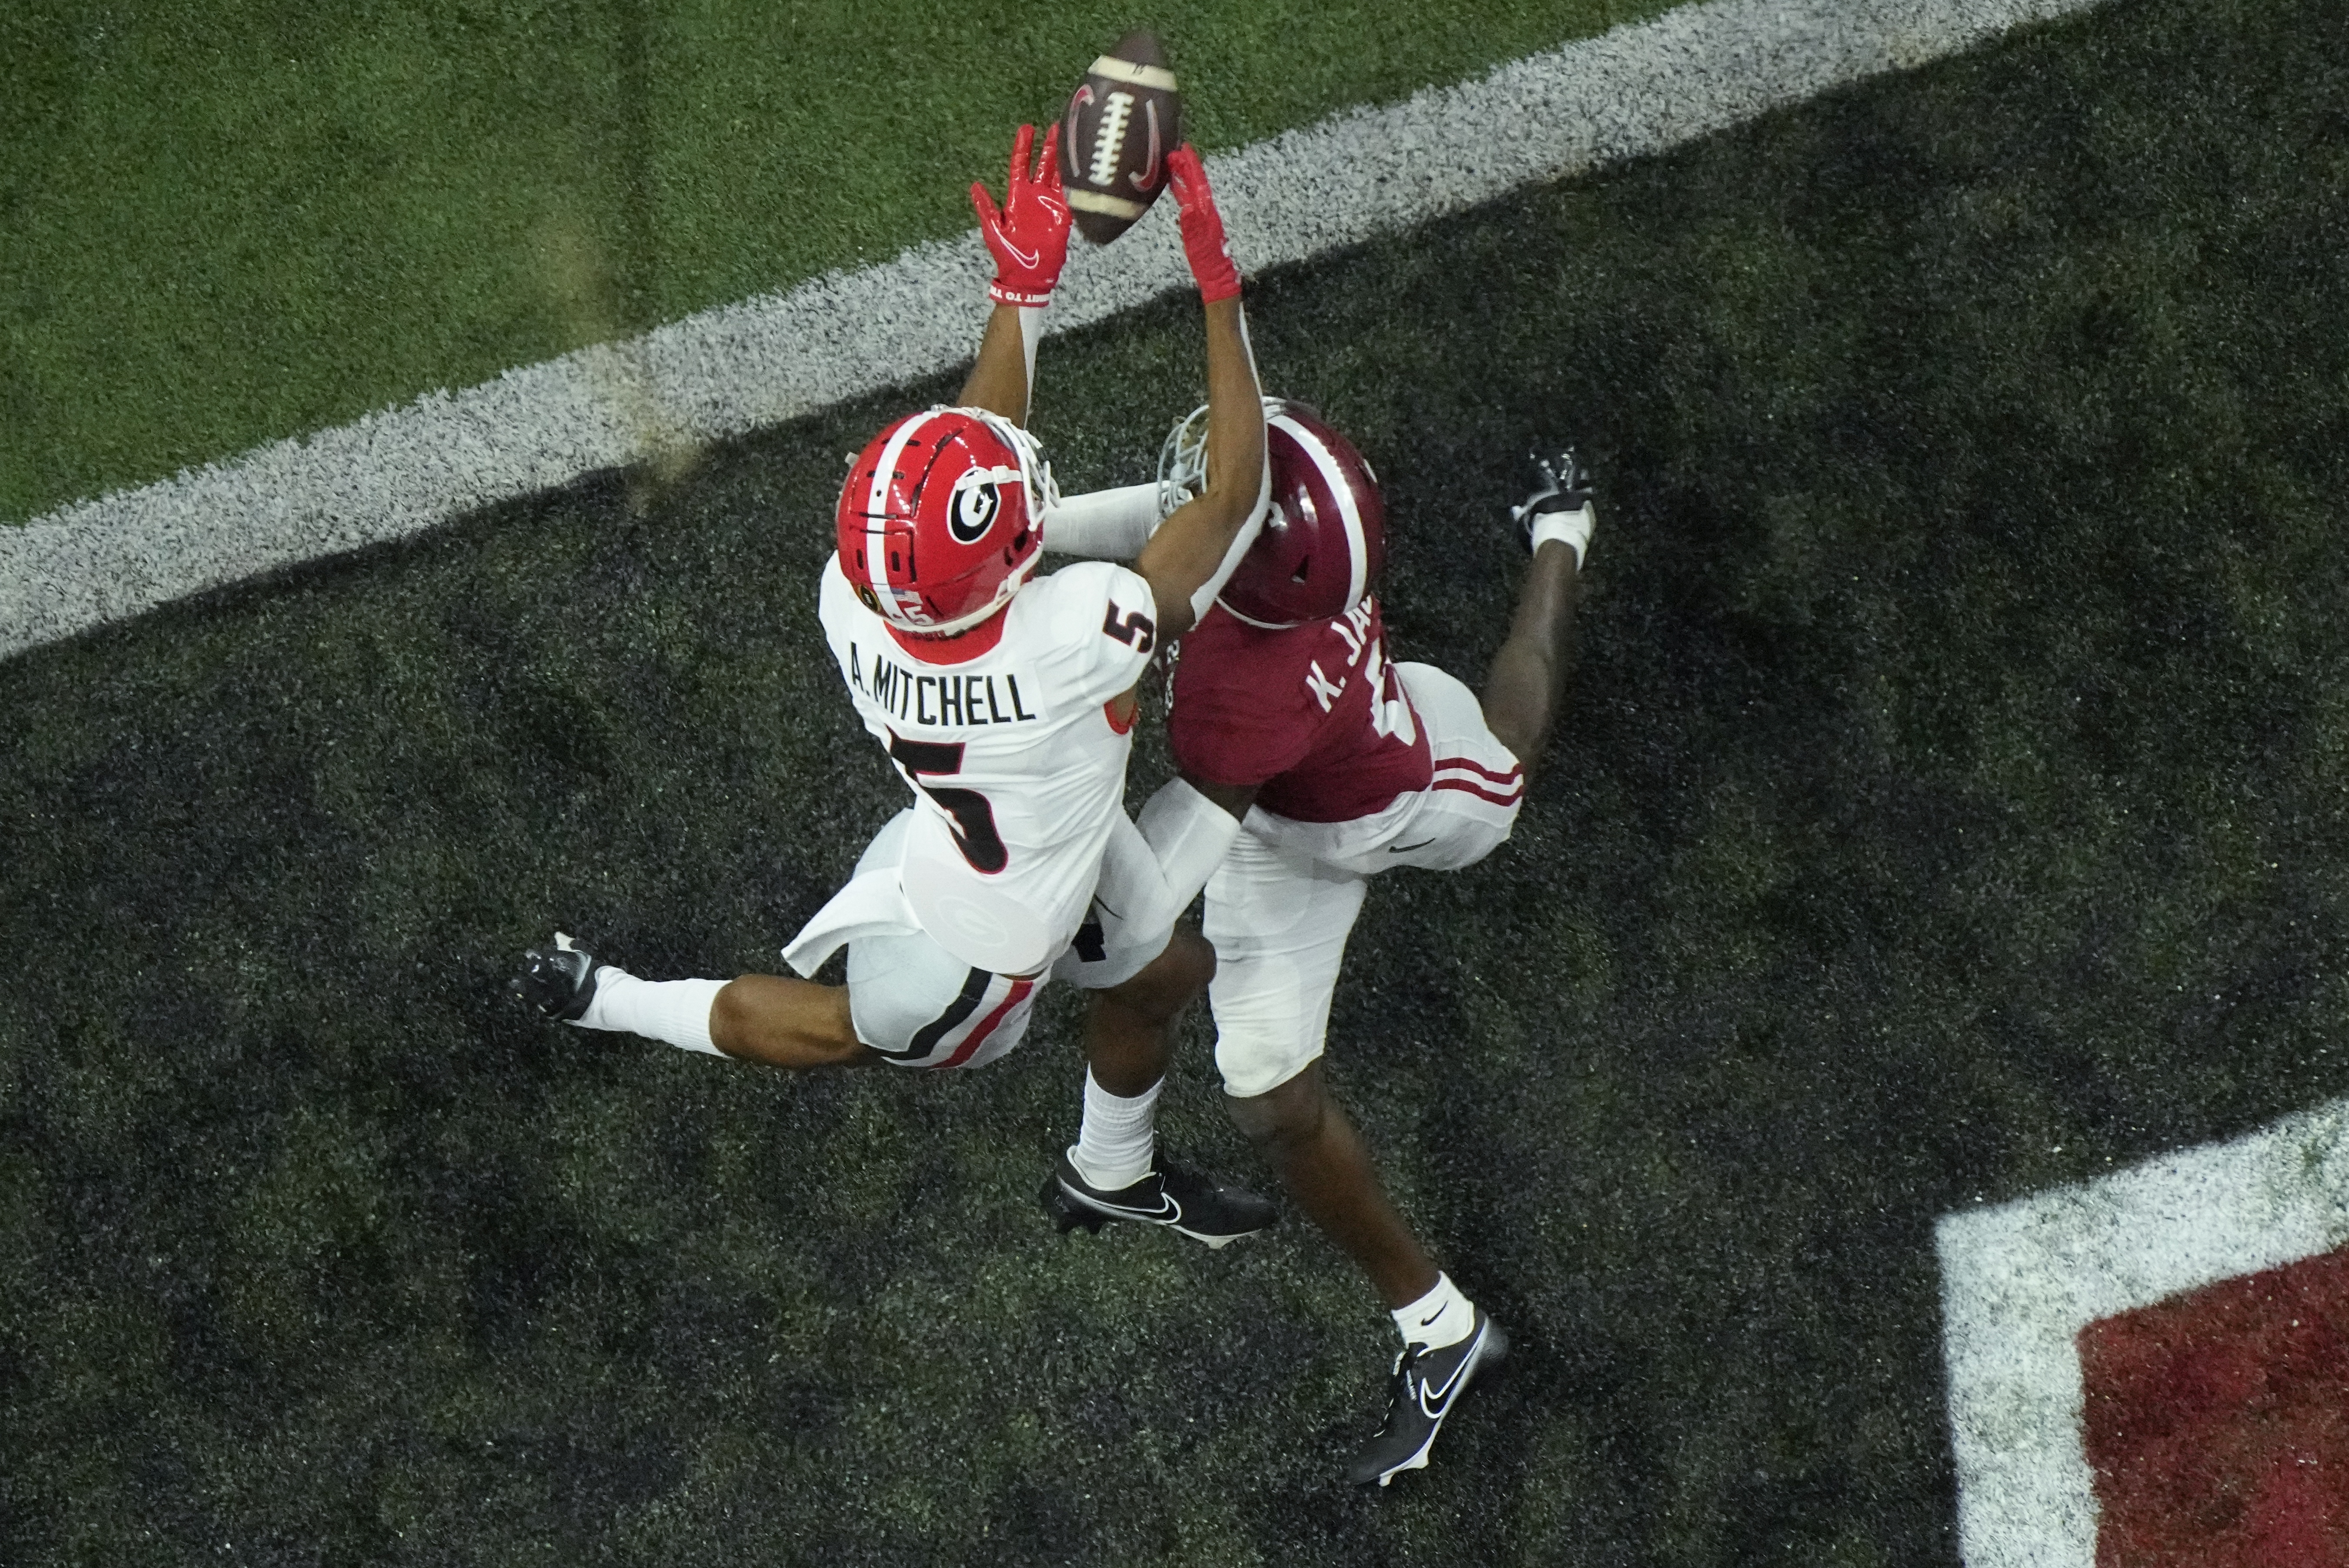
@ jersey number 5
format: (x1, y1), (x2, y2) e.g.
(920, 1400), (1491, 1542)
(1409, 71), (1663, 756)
(888, 733), (1009, 874)
(1102, 603), (1156, 655)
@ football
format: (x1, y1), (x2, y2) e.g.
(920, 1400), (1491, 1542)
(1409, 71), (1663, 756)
(1059, 30), (1182, 245)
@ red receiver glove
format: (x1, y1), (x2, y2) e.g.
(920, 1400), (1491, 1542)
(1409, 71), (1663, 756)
(971, 123), (1070, 309)
(1165, 145), (1241, 303)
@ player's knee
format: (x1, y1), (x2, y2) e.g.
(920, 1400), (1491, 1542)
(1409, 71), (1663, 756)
(1476, 690), (1545, 778)
(1225, 1063), (1326, 1153)
(1104, 926), (1215, 1023)
(1159, 926), (1216, 997)
(709, 977), (758, 1054)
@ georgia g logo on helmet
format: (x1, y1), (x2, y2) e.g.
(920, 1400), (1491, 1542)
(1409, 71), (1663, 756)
(947, 466), (1026, 545)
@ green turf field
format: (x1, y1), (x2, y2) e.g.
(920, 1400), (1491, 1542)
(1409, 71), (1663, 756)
(0, 0), (1676, 526)
(4, 0), (2347, 1560)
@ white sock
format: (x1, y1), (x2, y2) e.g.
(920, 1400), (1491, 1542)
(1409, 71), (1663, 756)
(1067, 1068), (1161, 1191)
(574, 968), (726, 1056)
(1529, 503), (1592, 568)
(1394, 1272), (1477, 1350)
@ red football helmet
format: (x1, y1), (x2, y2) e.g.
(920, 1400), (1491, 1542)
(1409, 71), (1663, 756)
(837, 406), (1053, 634)
(1159, 397), (1386, 628)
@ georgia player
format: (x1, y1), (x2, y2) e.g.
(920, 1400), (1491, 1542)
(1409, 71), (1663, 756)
(513, 126), (1281, 1247)
(1043, 400), (1596, 1485)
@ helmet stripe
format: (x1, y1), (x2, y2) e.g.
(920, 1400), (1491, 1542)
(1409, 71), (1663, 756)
(1272, 412), (1369, 612)
(863, 410), (940, 601)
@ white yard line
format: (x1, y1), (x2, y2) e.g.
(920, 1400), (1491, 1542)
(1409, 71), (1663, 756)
(1936, 1097), (2349, 1568)
(0, 0), (2108, 660)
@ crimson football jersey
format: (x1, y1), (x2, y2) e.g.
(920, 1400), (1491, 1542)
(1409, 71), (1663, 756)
(1169, 596), (1433, 823)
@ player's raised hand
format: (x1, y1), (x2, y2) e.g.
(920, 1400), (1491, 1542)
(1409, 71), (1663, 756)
(1165, 145), (1241, 303)
(1510, 448), (1596, 567)
(971, 123), (1071, 308)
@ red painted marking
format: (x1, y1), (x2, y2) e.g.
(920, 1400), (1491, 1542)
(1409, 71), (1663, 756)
(2079, 1246), (2349, 1568)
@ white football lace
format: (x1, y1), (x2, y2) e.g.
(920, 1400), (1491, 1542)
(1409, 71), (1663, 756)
(1089, 91), (1135, 188)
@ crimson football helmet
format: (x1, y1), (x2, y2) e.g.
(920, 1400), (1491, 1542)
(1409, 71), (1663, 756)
(1159, 397), (1386, 628)
(838, 406), (1056, 634)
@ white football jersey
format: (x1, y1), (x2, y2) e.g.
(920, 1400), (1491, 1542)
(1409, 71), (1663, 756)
(818, 553), (1159, 974)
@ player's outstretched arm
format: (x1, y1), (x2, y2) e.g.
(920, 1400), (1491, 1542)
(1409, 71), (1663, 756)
(1040, 483), (1161, 560)
(1111, 773), (1261, 945)
(1482, 451), (1594, 783)
(959, 122), (1070, 425)
(958, 306), (1039, 427)
(1134, 147), (1268, 644)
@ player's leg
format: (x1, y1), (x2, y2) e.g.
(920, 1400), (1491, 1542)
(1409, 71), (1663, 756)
(1234, 671), (1522, 1297)
(1226, 1061), (1435, 1305)
(708, 975), (872, 1067)
(1040, 908), (1276, 1247)
(1065, 928), (1208, 1200)
(1477, 450), (1596, 784)
(1207, 828), (1506, 1485)
(1209, 843), (1440, 1302)
(1081, 924), (1215, 1097)
(1212, 845), (1447, 1314)
(509, 813), (894, 1072)
(510, 933), (877, 1068)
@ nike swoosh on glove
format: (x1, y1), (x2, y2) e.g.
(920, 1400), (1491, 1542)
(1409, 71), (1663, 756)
(972, 122), (1071, 309)
(1165, 144), (1242, 303)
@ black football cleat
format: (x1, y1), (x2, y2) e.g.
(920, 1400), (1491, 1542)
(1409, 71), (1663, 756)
(1040, 1149), (1278, 1250)
(1508, 447), (1594, 555)
(509, 932), (599, 1022)
(1344, 1308), (1510, 1488)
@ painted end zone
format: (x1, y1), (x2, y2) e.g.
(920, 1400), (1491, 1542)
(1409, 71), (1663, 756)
(1938, 1097), (2349, 1568)
(2081, 1249), (2349, 1568)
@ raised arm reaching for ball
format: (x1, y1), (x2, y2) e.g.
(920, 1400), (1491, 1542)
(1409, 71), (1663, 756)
(1044, 145), (1270, 948)
(963, 138), (1267, 648)
(1131, 145), (1268, 646)
(961, 121), (1070, 425)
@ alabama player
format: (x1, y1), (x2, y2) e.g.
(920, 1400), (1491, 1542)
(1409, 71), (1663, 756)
(1043, 400), (1595, 1485)
(513, 126), (1280, 1247)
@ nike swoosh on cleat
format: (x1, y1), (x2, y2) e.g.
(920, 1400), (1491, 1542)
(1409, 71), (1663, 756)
(1389, 838), (1437, 854)
(1066, 1182), (1181, 1223)
(1414, 1329), (1485, 1416)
